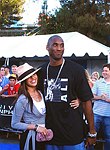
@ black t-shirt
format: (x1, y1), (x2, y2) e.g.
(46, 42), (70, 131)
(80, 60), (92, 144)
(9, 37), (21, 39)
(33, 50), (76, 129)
(38, 59), (93, 145)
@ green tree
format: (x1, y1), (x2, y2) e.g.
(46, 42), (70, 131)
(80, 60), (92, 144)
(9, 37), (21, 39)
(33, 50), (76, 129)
(38, 13), (50, 34)
(0, 0), (25, 28)
(38, 0), (110, 46)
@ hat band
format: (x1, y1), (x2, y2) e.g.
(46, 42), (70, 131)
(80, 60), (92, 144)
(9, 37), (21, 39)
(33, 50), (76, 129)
(18, 68), (35, 81)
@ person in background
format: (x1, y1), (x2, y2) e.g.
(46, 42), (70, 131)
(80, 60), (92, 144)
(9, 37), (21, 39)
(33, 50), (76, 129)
(0, 75), (2, 91)
(4, 65), (10, 78)
(11, 65), (18, 75)
(38, 35), (97, 150)
(92, 63), (110, 150)
(0, 86), (2, 91)
(85, 69), (94, 89)
(0, 74), (20, 98)
(0, 66), (9, 94)
(11, 63), (48, 150)
(91, 71), (99, 83)
(99, 75), (103, 80)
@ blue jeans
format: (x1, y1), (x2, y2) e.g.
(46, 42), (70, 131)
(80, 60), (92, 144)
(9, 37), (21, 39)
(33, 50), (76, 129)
(46, 141), (86, 150)
(94, 114), (110, 150)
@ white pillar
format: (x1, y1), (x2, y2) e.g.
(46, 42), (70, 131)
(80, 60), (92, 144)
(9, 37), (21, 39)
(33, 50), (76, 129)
(107, 50), (110, 63)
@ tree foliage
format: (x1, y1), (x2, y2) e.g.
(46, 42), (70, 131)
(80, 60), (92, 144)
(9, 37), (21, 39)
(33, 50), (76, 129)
(38, 0), (110, 46)
(0, 0), (25, 28)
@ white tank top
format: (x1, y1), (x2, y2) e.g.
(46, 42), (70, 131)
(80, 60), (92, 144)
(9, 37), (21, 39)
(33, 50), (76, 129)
(32, 91), (46, 127)
(32, 91), (46, 115)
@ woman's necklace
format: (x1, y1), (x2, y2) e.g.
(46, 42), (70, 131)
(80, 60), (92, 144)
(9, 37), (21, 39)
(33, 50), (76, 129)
(46, 58), (65, 91)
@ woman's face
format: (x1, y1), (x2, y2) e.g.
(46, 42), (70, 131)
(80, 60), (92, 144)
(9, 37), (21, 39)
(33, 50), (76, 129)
(26, 73), (38, 88)
(0, 67), (5, 76)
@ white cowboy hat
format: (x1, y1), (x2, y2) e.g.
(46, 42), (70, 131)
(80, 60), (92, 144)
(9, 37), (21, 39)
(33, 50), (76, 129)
(16, 63), (40, 84)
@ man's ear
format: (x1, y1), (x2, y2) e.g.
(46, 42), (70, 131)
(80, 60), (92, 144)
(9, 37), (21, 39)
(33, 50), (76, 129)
(46, 45), (48, 50)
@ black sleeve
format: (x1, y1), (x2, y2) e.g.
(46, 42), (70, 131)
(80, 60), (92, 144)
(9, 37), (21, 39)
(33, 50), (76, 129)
(75, 66), (93, 102)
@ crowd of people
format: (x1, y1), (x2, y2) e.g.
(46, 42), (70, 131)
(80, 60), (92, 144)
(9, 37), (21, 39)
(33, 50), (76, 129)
(0, 65), (19, 97)
(0, 35), (110, 150)
(0, 63), (100, 98)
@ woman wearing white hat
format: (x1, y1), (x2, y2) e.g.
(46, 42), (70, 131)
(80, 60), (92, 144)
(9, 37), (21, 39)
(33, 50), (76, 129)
(11, 63), (48, 150)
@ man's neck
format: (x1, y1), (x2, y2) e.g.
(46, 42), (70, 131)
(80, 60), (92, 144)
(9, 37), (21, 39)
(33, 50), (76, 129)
(105, 77), (110, 83)
(49, 58), (64, 66)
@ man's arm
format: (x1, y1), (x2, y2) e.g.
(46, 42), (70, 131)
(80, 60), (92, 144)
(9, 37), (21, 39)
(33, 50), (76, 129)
(0, 87), (7, 95)
(83, 100), (97, 147)
(93, 93), (110, 103)
(83, 100), (95, 134)
(0, 88), (5, 95)
(0, 84), (9, 95)
(1, 93), (17, 98)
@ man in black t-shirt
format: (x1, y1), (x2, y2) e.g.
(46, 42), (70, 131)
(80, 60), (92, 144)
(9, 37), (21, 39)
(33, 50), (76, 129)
(39, 35), (97, 150)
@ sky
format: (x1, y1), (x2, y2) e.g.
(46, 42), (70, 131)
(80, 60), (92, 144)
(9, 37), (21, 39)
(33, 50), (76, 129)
(17, 0), (61, 26)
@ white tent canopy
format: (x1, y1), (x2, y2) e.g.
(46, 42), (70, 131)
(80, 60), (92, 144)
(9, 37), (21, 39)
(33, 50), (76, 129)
(0, 32), (110, 58)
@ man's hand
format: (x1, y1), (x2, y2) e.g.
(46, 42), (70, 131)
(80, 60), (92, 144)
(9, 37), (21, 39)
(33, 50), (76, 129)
(1, 94), (8, 98)
(101, 93), (107, 100)
(85, 137), (97, 148)
(3, 84), (9, 91)
(101, 93), (110, 102)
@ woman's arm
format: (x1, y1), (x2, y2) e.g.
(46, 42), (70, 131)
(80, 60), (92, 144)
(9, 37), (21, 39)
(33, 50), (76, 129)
(11, 96), (29, 131)
(70, 99), (80, 109)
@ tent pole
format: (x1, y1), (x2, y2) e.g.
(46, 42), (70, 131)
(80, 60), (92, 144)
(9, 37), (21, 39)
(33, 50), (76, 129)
(108, 51), (110, 63)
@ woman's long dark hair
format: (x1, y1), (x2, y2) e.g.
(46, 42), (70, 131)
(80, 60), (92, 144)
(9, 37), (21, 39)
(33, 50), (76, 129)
(17, 81), (34, 112)
(14, 72), (40, 111)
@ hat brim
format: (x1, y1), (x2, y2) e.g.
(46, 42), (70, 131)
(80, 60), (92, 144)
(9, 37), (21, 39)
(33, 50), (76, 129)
(16, 68), (41, 84)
